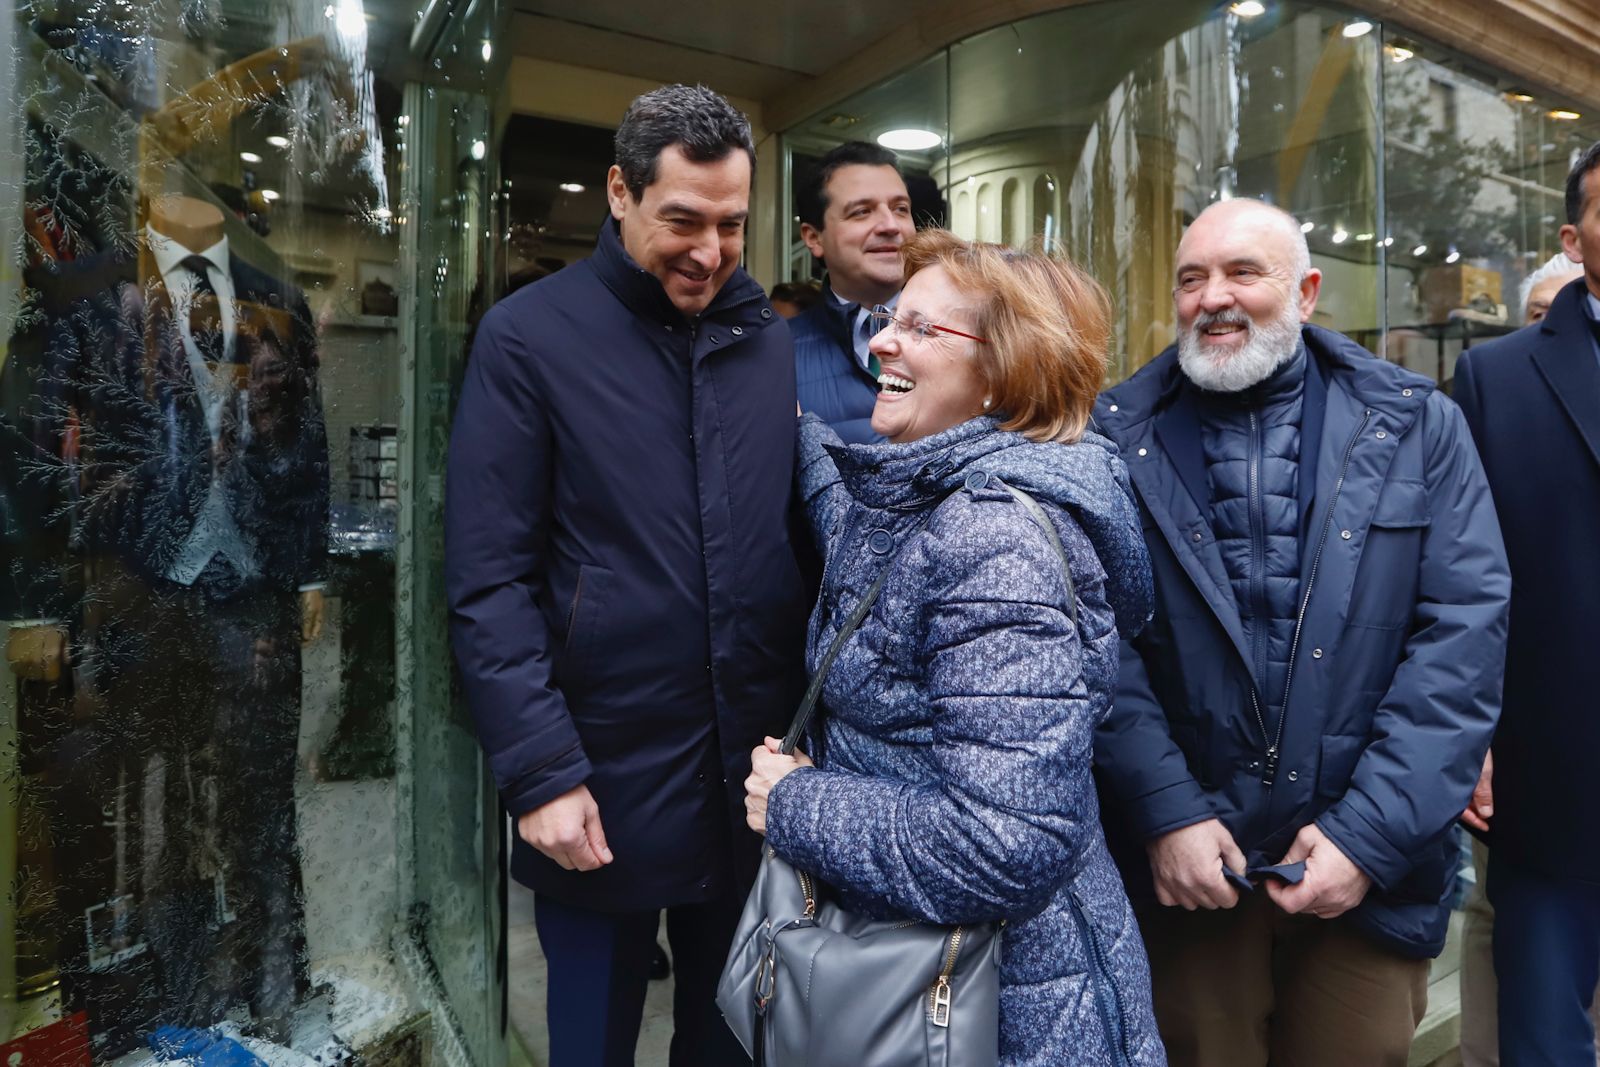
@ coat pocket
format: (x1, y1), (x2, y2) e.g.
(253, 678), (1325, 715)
(1317, 733), (1368, 799)
(559, 562), (613, 684)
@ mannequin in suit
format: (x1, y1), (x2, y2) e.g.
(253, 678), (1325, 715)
(54, 192), (330, 1038)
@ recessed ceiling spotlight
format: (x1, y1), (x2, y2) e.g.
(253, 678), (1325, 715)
(558, 182), (585, 193)
(374, 206), (392, 219)
(1385, 44), (1414, 62)
(1506, 91), (1534, 103)
(1445, 249), (1461, 264)
(1331, 229), (1349, 244)
(1341, 19), (1373, 38)
(267, 135), (290, 148)
(240, 151), (262, 163)
(1355, 232), (1375, 242)
(1549, 109), (1582, 121)
(1230, 1), (1266, 16)
(877, 128), (943, 151)
(1412, 244), (1428, 256)
(260, 189), (281, 202)
(1300, 221), (1315, 233)
(471, 139), (486, 160)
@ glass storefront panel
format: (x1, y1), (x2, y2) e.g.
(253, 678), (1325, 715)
(780, 0), (1600, 387)
(1378, 28), (1600, 385)
(1, 0), (505, 1061)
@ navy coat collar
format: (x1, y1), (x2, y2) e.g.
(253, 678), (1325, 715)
(589, 217), (773, 336)
(1097, 324), (1430, 678)
(1530, 277), (1600, 472)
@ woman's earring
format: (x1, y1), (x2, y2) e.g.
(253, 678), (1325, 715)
(981, 397), (992, 410)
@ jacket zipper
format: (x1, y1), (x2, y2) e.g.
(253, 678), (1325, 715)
(928, 925), (964, 1028)
(1069, 893), (1135, 1067)
(1261, 407), (1372, 787)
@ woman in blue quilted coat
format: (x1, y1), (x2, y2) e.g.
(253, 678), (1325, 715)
(744, 230), (1166, 1066)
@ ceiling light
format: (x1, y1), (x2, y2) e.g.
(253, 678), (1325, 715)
(1506, 91), (1534, 103)
(481, 40), (492, 62)
(240, 151), (261, 163)
(1229, 1), (1266, 16)
(333, 0), (364, 38)
(471, 139), (486, 160)
(1300, 221), (1315, 233)
(1331, 228), (1349, 244)
(1549, 109), (1582, 121)
(1382, 236), (1394, 247)
(1412, 244), (1428, 256)
(260, 189), (280, 202)
(1355, 232), (1375, 242)
(877, 128), (942, 151)
(1445, 249), (1461, 264)
(374, 206), (392, 219)
(558, 182), (585, 193)
(1341, 19), (1373, 38)
(1386, 44), (1414, 62)
(267, 135), (289, 148)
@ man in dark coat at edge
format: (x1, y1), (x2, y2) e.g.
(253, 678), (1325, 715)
(444, 85), (806, 1066)
(1454, 139), (1600, 1066)
(1093, 198), (1509, 1067)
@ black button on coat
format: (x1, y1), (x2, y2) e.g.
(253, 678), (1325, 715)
(445, 221), (807, 911)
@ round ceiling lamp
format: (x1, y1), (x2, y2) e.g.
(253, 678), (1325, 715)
(877, 129), (943, 151)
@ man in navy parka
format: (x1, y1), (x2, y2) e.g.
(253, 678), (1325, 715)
(444, 86), (805, 1065)
(1093, 199), (1509, 1067)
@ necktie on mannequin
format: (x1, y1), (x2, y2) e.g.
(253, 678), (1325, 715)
(180, 253), (240, 466)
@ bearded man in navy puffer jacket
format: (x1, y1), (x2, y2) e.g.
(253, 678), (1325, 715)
(1093, 199), (1510, 1067)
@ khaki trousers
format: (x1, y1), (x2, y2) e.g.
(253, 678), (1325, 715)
(1138, 892), (1428, 1067)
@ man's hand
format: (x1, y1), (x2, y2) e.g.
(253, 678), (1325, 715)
(1266, 823), (1371, 919)
(516, 784), (613, 871)
(1147, 818), (1248, 910)
(1461, 749), (1493, 832)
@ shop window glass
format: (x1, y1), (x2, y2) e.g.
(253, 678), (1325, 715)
(1, 0), (505, 1062)
(1377, 31), (1599, 385)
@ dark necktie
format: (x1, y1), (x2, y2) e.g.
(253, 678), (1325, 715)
(181, 254), (225, 366)
(180, 254), (239, 464)
(849, 305), (882, 380)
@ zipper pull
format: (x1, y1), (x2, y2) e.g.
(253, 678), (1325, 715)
(1262, 745), (1280, 787)
(931, 976), (952, 1028)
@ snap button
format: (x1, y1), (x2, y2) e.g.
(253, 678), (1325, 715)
(1287, 770), (1299, 782)
(761, 308), (773, 318)
(964, 470), (989, 491)
(1341, 529), (1352, 540)
(1375, 430), (1387, 440)
(731, 326), (744, 336)
(710, 335), (722, 344)
(868, 529), (894, 554)
(1312, 648), (1323, 659)
(1402, 388), (1413, 397)
(1249, 760), (1261, 771)
(1137, 447), (1148, 457)
(1191, 531), (1203, 543)
(1109, 404), (1119, 413)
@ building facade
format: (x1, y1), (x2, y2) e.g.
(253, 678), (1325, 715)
(0, 3), (1595, 1067)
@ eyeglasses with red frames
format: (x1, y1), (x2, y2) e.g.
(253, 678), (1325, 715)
(868, 305), (988, 344)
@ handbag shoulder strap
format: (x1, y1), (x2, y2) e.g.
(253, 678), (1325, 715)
(780, 477), (1079, 755)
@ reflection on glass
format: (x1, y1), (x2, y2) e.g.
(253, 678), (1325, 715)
(1, 0), (502, 1059)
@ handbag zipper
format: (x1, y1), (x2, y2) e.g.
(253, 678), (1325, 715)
(796, 868), (817, 920)
(928, 925), (964, 1028)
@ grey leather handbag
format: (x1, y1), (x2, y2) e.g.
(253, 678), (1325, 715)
(717, 481), (1075, 1066)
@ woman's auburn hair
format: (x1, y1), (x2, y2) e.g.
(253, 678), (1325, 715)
(901, 228), (1111, 444)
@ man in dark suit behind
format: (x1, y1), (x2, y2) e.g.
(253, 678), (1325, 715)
(1454, 139), (1600, 1065)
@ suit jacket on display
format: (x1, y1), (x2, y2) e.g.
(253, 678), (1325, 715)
(1094, 325), (1510, 958)
(1454, 277), (1600, 884)
(444, 220), (808, 912)
(37, 247), (329, 599)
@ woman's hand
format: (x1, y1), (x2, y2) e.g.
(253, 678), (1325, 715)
(744, 735), (814, 835)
